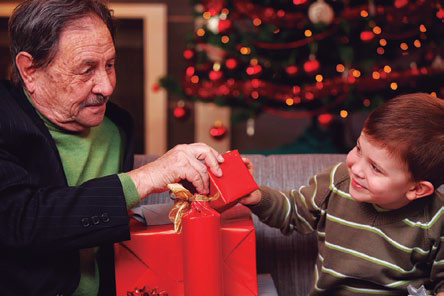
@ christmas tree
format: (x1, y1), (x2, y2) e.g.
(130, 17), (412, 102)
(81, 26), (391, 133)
(160, 0), (444, 152)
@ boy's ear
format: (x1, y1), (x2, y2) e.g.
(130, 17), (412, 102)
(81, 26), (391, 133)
(406, 181), (435, 201)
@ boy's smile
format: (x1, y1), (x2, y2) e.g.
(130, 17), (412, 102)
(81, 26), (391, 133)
(345, 132), (420, 210)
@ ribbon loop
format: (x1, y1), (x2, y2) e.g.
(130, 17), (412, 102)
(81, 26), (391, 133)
(167, 183), (219, 233)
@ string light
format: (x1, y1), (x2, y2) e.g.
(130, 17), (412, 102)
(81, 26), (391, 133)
(363, 99), (371, 107)
(419, 24), (427, 32)
(221, 36), (230, 43)
(390, 82), (398, 90)
(373, 26), (382, 34)
(240, 47), (251, 55)
(384, 65), (392, 73)
(251, 91), (259, 99)
(191, 75), (199, 83)
(202, 11), (211, 19)
(379, 39), (387, 46)
(253, 18), (262, 26)
(304, 30), (313, 37)
(360, 10), (369, 18)
(315, 74), (323, 82)
(413, 40), (421, 48)
(372, 71), (381, 79)
(286, 98), (294, 106)
(213, 62), (221, 71)
(400, 43), (408, 50)
(352, 70), (361, 78)
(196, 28), (205, 36)
(336, 64), (345, 73)
(340, 110), (348, 118)
(377, 47), (385, 55)
(431, 92), (437, 97)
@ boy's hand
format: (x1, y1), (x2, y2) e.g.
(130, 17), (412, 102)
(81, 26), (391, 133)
(436, 292), (444, 296)
(239, 157), (262, 205)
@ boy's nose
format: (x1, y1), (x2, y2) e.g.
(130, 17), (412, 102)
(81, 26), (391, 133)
(351, 160), (365, 179)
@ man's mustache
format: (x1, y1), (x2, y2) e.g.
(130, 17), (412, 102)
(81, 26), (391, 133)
(80, 95), (109, 108)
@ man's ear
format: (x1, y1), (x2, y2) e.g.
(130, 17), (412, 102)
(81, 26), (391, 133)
(406, 181), (434, 201)
(15, 52), (36, 93)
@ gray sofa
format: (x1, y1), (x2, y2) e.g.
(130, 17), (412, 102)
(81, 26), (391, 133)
(134, 153), (346, 296)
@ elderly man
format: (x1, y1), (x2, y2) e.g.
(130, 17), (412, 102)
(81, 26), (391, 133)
(0, 0), (223, 295)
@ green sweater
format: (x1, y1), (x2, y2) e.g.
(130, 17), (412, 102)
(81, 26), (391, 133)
(43, 116), (139, 296)
(249, 162), (444, 295)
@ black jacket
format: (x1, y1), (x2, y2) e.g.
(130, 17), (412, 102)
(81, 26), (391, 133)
(0, 80), (135, 295)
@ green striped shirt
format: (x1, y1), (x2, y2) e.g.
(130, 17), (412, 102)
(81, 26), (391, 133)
(250, 162), (444, 295)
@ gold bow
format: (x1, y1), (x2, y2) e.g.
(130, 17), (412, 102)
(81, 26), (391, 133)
(167, 183), (219, 233)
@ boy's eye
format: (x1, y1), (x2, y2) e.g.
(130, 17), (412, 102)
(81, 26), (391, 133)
(371, 163), (380, 173)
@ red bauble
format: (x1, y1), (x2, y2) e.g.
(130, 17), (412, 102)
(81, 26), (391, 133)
(318, 113), (333, 126)
(394, 0), (408, 8)
(209, 121), (227, 140)
(285, 65), (298, 76)
(173, 101), (189, 120)
(151, 83), (160, 92)
(218, 19), (232, 33)
(183, 49), (194, 60)
(303, 59), (320, 73)
(437, 8), (444, 19)
(209, 70), (223, 80)
(360, 31), (374, 42)
(225, 58), (238, 70)
(246, 64), (262, 76)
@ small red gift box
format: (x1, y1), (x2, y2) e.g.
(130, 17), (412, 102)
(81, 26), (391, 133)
(208, 150), (258, 212)
(115, 205), (257, 296)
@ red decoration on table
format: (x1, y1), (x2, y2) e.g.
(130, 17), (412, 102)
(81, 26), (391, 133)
(208, 150), (259, 212)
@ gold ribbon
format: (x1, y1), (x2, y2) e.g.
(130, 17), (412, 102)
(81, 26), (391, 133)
(167, 183), (219, 233)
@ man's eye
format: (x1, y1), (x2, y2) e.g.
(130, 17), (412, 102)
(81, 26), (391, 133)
(83, 68), (93, 75)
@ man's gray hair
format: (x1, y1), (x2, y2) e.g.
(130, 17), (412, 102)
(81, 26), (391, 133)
(8, 0), (115, 86)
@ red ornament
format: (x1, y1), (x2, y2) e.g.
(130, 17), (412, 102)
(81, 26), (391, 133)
(437, 8), (444, 19)
(209, 70), (223, 80)
(246, 64), (262, 76)
(225, 58), (238, 70)
(173, 101), (189, 120)
(218, 19), (232, 33)
(209, 121), (227, 140)
(185, 66), (195, 77)
(360, 31), (374, 42)
(318, 113), (333, 126)
(303, 58), (320, 73)
(151, 83), (160, 92)
(293, 0), (307, 5)
(394, 0), (408, 8)
(285, 65), (298, 76)
(183, 49), (194, 60)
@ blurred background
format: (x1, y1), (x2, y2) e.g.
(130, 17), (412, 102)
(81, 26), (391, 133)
(1, 0), (443, 155)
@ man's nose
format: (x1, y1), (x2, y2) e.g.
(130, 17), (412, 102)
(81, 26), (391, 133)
(92, 70), (114, 97)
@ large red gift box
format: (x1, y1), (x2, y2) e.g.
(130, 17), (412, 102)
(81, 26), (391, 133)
(115, 205), (257, 295)
(208, 150), (258, 212)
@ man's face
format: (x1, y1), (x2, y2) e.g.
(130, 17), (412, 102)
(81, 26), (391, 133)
(345, 132), (416, 210)
(30, 14), (116, 131)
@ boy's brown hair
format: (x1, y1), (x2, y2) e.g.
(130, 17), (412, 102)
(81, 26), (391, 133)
(363, 93), (444, 188)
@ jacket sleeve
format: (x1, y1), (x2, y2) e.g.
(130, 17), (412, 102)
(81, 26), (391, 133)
(248, 164), (335, 235)
(0, 147), (131, 252)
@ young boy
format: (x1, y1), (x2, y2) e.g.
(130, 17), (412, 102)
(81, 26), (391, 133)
(241, 93), (444, 295)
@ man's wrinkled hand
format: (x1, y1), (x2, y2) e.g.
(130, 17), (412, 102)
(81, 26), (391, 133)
(127, 143), (224, 199)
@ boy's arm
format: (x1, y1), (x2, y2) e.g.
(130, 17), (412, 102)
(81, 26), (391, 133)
(242, 164), (334, 235)
(430, 238), (444, 294)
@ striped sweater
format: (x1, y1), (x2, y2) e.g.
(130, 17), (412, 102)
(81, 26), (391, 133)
(249, 162), (444, 295)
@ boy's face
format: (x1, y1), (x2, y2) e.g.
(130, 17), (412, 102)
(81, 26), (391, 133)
(345, 132), (416, 209)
